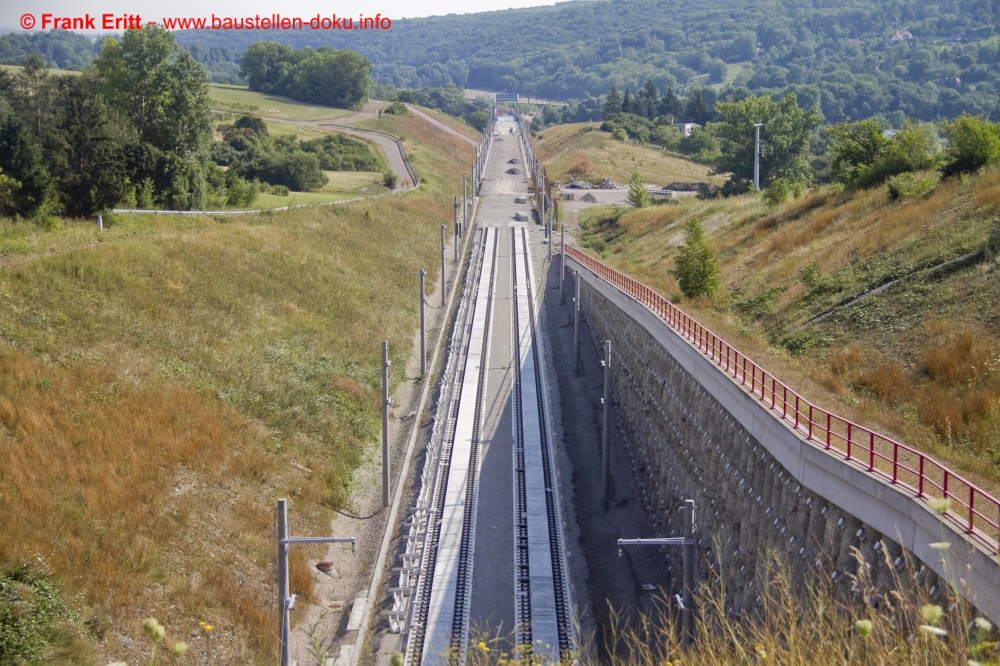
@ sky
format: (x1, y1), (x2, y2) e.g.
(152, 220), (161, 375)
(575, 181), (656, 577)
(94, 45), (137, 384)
(4, 0), (561, 33)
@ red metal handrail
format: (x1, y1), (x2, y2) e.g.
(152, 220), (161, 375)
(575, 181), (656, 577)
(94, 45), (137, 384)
(566, 245), (1000, 554)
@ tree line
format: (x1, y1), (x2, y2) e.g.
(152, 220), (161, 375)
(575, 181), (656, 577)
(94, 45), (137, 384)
(0, 28), (384, 219)
(239, 42), (370, 109)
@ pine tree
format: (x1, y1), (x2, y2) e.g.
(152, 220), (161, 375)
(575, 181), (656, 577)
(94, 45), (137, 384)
(627, 171), (650, 208)
(603, 85), (623, 118)
(671, 220), (721, 300)
(622, 88), (632, 115)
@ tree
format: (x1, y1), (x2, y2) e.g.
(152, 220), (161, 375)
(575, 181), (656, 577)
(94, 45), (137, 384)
(685, 90), (711, 125)
(622, 88), (632, 115)
(627, 171), (650, 208)
(671, 220), (721, 300)
(709, 92), (822, 190)
(603, 85), (623, 118)
(659, 87), (684, 123)
(0, 112), (49, 217)
(940, 113), (1000, 177)
(828, 118), (890, 184)
(94, 26), (210, 156)
(46, 76), (129, 216)
(637, 80), (660, 120)
(14, 53), (54, 137)
(240, 41), (294, 92)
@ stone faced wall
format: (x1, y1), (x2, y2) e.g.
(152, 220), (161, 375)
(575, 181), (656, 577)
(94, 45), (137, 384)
(579, 276), (958, 616)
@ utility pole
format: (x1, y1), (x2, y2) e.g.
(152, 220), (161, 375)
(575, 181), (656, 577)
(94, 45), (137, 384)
(440, 224), (446, 306)
(382, 341), (391, 508)
(419, 270), (426, 375)
(601, 340), (611, 511)
(573, 270), (580, 373)
(753, 123), (764, 192)
(454, 195), (459, 241)
(276, 499), (355, 666)
(617, 499), (697, 648)
(559, 225), (566, 304)
(463, 175), (468, 237)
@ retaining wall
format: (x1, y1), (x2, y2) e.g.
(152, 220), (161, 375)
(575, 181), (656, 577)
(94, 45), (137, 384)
(568, 259), (1000, 623)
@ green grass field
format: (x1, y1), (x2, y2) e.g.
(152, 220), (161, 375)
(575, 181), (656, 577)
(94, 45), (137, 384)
(0, 63), (81, 76)
(208, 83), (353, 122)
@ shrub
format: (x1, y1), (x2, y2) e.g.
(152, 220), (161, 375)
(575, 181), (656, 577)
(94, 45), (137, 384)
(886, 172), (936, 201)
(0, 563), (82, 663)
(611, 128), (627, 142)
(671, 219), (721, 299)
(383, 171), (397, 189)
(941, 113), (1000, 177)
(627, 171), (650, 208)
(382, 100), (408, 116)
(764, 178), (791, 205)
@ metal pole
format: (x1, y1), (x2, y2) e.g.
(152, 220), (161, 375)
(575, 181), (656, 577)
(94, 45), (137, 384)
(419, 270), (426, 375)
(462, 175), (468, 236)
(574, 270), (580, 374)
(682, 499), (696, 648)
(753, 123), (763, 192)
(382, 341), (390, 508)
(454, 195), (459, 240)
(601, 340), (611, 511)
(560, 225), (566, 303)
(277, 499), (290, 666)
(440, 224), (446, 306)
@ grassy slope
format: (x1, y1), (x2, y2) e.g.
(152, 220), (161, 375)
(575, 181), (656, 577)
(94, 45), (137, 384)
(208, 84), (353, 122)
(571, 170), (1000, 494)
(0, 104), (475, 663)
(535, 122), (725, 186)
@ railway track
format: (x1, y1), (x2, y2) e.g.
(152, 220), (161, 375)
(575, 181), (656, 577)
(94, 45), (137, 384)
(400, 118), (574, 665)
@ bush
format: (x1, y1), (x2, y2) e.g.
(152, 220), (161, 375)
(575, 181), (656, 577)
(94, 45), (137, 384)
(886, 171), (936, 201)
(627, 171), (650, 208)
(383, 171), (397, 189)
(764, 178), (791, 205)
(941, 113), (1000, 177)
(611, 128), (627, 141)
(382, 100), (408, 116)
(0, 563), (82, 663)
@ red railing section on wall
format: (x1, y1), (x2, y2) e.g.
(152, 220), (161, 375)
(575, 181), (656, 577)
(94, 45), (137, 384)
(566, 245), (999, 555)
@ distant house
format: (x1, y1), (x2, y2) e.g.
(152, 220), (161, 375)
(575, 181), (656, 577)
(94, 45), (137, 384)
(672, 123), (702, 136)
(892, 30), (914, 41)
(847, 38), (863, 46)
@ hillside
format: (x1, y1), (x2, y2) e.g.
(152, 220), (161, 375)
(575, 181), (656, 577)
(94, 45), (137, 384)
(536, 122), (723, 186)
(569, 167), (1000, 494)
(0, 104), (475, 662)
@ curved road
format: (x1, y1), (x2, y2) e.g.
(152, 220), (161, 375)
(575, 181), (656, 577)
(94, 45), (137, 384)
(260, 116), (416, 192)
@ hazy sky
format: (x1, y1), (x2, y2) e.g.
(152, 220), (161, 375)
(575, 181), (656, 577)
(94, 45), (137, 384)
(6, 0), (560, 32)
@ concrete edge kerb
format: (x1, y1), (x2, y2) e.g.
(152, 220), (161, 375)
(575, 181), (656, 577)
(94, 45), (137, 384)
(569, 257), (1000, 625)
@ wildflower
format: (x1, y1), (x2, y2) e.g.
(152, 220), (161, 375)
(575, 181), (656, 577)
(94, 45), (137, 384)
(478, 641), (490, 652)
(854, 619), (873, 638)
(921, 604), (944, 625)
(172, 641), (188, 656)
(199, 621), (214, 632)
(754, 644), (767, 658)
(928, 498), (951, 514)
(974, 617), (992, 632)
(929, 542), (951, 551)
(143, 617), (166, 643)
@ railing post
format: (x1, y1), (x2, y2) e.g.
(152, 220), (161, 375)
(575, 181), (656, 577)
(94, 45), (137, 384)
(869, 432), (875, 471)
(892, 444), (899, 483)
(808, 405), (813, 439)
(918, 457), (925, 497)
(968, 488), (974, 533)
(827, 413), (832, 449)
(847, 423), (852, 459)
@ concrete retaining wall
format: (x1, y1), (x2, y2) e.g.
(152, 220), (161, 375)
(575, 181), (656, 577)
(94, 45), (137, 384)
(567, 258), (1000, 624)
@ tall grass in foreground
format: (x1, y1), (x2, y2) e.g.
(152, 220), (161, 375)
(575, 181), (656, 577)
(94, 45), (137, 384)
(459, 546), (997, 666)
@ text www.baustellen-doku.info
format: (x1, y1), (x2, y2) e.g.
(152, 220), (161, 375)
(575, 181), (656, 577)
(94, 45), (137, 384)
(19, 12), (391, 31)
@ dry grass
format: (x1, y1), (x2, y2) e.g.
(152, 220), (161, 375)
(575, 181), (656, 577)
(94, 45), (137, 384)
(535, 123), (724, 187)
(0, 101), (475, 662)
(462, 548), (994, 666)
(571, 166), (1000, 495)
